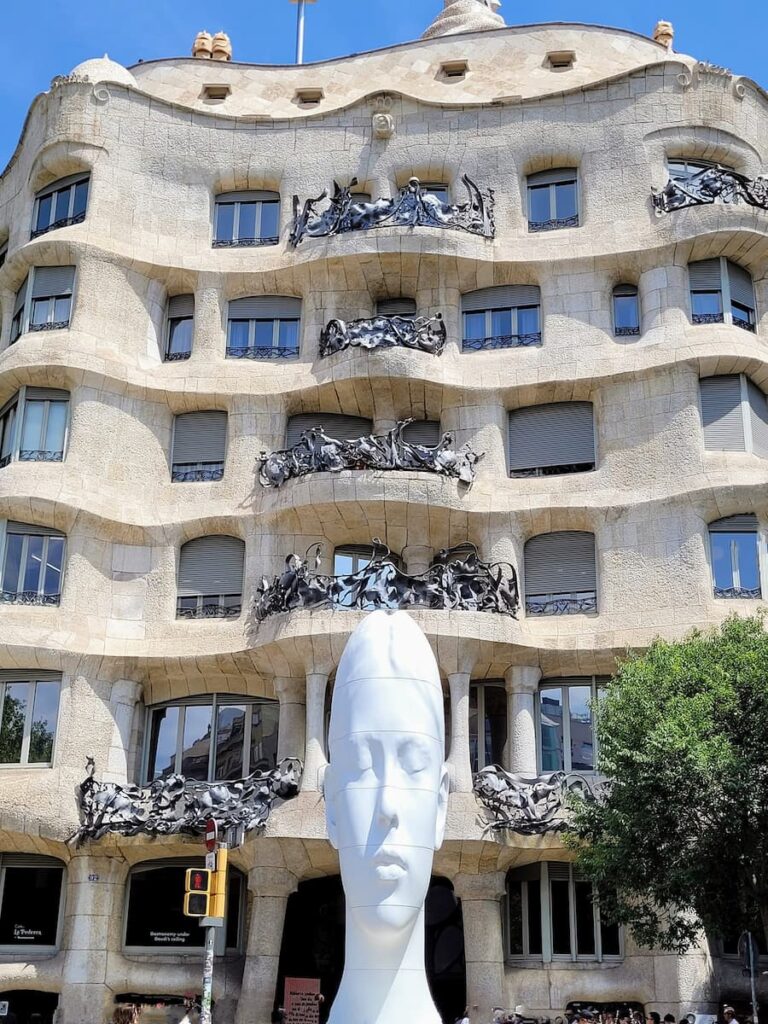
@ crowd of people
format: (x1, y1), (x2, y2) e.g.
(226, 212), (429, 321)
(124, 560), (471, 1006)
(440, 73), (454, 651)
(453, 1005), (748, 1024)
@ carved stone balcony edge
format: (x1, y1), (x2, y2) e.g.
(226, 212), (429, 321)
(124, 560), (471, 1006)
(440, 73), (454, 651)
(319, 312), (447, 357)
(258, 419), (484, 489)
(290, 174), (495, 245)
(652, 165), (768, 215)
(473, 764), (604, 836)
(254, 539), (519, 622)
(69, 756), (303, 846)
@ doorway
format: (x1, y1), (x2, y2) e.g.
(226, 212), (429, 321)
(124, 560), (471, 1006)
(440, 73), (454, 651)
(0, 991), (59, 1024)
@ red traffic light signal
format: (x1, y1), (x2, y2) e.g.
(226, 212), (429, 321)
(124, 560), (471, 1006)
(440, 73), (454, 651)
(188, 869), (211, 893)
(183, 868), (212, 918)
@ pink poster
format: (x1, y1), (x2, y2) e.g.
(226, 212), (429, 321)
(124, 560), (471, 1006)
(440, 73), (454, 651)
(284, 977), (321, 1024)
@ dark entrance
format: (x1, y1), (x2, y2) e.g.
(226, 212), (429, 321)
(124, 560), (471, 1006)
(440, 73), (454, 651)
(275, 875), (466, 1024)
(0, 991), (59, 1024)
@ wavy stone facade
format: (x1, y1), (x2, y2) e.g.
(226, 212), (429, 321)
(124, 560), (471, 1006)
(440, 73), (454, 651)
(0, 8), (765, 1024)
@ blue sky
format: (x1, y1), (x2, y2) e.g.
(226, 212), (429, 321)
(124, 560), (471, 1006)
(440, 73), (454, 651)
(1, 0), (764, 171)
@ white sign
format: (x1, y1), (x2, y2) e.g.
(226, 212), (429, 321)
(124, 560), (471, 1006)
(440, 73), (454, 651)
(205, 852), (216, 871)
(0, 1001), (9, 1016)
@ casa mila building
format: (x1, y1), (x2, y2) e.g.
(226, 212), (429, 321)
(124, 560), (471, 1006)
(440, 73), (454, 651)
(0, 1), (767, 1022)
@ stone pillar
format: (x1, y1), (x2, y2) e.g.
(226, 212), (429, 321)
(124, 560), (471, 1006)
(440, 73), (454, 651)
(103, 679), (143, 784)
(446, 672), (473, 793)
(454, 872), (507, 1024)
(192, 274), (225, 360)
(403, 545), (432, 576)
(274, 677), (306, 765)
(503, 666), (542, 774)
(236, 867), (299, 1024)
(303, 671), (329, 791)
(60, 854), (127, 1024)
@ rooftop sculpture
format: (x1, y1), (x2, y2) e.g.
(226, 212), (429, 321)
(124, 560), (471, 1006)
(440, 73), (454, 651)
(652, 165), (768, 214)
(290, 175), (494, 245)
(320, 312), (446, 356)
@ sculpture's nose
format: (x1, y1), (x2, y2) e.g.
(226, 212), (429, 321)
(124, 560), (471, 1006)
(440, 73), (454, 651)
(377, 782), (400, 831)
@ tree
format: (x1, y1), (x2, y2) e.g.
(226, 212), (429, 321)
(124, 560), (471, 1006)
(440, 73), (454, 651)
(566, 614), (768, 953)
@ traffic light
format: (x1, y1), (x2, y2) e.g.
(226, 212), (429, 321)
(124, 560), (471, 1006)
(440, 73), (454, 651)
(210, 848), (228, 919)
(183, 868), (212, 918)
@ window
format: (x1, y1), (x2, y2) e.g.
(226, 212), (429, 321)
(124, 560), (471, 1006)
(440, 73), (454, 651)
(689, 258), (756, 331)
(421, 182), (450, 203)
(0, 388), (69, 467)
(439, 59), (469, 79)
(612, 284), (640, 336)
(31, 174), (89, 239)
(469, 682), (507, 772)
(1, 522), (65, 607)
(213, 190), (280, 248)
(527, 169), (579, 231)
(294, 88), (324, 106)
(285, 414), (372, 449)
(376, 298), (417, 318)
(538, 677), (605, 773)
(171, 411), (227, 482)
(700, 375), (768, 456)
(10, 267), (75, 342)
(709, 515), (763, 600)
(668, 158), (733, 183)
(0, 672), (60, 766)
(508, 402), (595, 477)
(177, 535), (244, 618)
(524, 531), (597, 615)
(462, 285), (541, 350)
(125, 860), (244, 953)
(401, 420), (441, 446)
(506, 862), (621, 962)
(145, 694), (279, 783)
(0, 855), (65, 951)
(165, 294), (194, 361)
(226, 296), (301, 359)
(545, 50), (576, 70)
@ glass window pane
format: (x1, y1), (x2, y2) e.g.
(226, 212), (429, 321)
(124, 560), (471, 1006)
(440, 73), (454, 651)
(228, 320), (250, 350)
(692, 291), (722, 315)
(29, 681), (59, 763)
(735, 534), (760, 592)
(490, 309), (512, 338)
(484, 686), (507, 768)
(278, 320), (299, 351)
(180, 704), (213, 781)
(216, 202), (235, 242)
(31, 299), (50, 326)
(507, 879), (524, 955)
(555, 181), (577, 219)
(23, 536), (44, 594)
(468, 687), (479, 773)
(425, 186), (449, 202)
(35, 195), (52, 232)
(601, 914), (621, 956)
(43, 537), (64, 596)
(539, 688), (564, 771)
(215, 705), (246, 780)
(574, 880), (596, 955)
(529, 185), (551, 224)
(1, 406), (16, 461)
(44, 402), (68, 453)
(260, 202), (279, 240)
(0, 865), (63, 945)
(2, 535), (23, 594)
(53, 186), (72, 224)
(168, 318), (193, 356)
(125, 865), (204, 949)
(237, 202), (257, 241)
(334, 553), (354, 576)
(517, 306), (540, 335)
(250, 703), (279, 772)
(527, 878), (542, 955)
(73, 180), (89, 218)
(551, 878), (572, 955)
(732, 302), (754, 328)
(614, 295), (639, 331)
(253, 320), (274, 349)
(21, 402), (45, 452)
(0, 682), (30, 763)
(54, 296), (71, 323)
(569, 685), (594, 771)
(463, 311), (486, 341)
(147, 706), (180, 781)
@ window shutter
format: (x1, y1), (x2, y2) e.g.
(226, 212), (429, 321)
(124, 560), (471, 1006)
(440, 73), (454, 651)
(508, 403), (594, 471)
(216, 190), (279, 203)
(35, 173), (89, 199)
(547, 862), (572, 881)
(613, 283), (638, 297)
(172, 412), (227, 464)
(285, 414), (373, 449)
(462, 285), (541, 312)
(25, 388), (69, 401)
(32, 266), (75, 298)
(168, 294), (194, 319)
(524, 531), (596, 596)
(0, 669), (61, 682)
(726, 261), (755, 308)
(528, 168), (577, 186)
(688, 259), (722, 291)
(6, 521), (65, 538)
(376, 298), (417, 317)
(700, 376), (745, 451)
(0, 854), (64, 868)
(709, 514), (758, 532)
(178, 536), (244, 596)
(13, 279), (28, 317)
(402, 420), (441, 446)
(747, 380), (768, 458)
(228, 296), (301, 319)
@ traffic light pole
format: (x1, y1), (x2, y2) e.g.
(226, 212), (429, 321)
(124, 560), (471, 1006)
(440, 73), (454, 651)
(201, 921), (216, 1024)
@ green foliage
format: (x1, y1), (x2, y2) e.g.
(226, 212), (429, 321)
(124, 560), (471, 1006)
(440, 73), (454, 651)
(565, 614), (768, 953)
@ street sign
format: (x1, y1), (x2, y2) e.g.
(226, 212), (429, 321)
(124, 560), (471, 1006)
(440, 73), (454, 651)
(204, 818), (218, 853)
(205, 851), (216, 871)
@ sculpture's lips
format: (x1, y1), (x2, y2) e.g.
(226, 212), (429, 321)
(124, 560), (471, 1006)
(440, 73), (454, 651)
(372, 848), (408, 880)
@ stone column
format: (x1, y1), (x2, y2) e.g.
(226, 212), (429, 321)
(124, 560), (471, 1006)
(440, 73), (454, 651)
(60, 854), (127, 1024)
(503, 666), (542, 774)
(235, 867), (299, 1024)
(403, 545), (432, 576)
(446, 671), (473, 793)
(274, 677), (306, 765)
(454, 872), (507, 1024)
(103, 679), (143, 784)
(303, 671), (329, 791)
(192, 274), (225, 361)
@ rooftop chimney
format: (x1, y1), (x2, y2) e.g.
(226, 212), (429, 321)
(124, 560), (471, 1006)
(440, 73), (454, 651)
(192, 31), (213, 59)
(211, 31), (233, 62)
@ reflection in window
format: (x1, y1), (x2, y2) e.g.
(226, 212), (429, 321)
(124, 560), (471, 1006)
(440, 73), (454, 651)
(613, 285), (640, 337)
(333, 547), (372, 607)
(0, 676), (60, 765)
(469, 683), (507, 772)
(709, 516), (762, 599)
(506, 862), (621, 962)
(538, 677), (605, 772)
(528, 169), (579, 232)
(1, 525), (65, 606)
(165, 295), (195, 362)
(145, 695), (279, 783)
(214, 192), (280, 248)
(32, 175), (89, 239)
(0, 856), (64, 948)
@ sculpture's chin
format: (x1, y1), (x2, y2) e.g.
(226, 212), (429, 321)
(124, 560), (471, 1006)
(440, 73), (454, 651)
(351, 902), (419, 936)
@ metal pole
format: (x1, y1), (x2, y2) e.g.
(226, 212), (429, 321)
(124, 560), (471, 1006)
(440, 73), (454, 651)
(748, 931), (759, 1024)
(296, 0), (306, 64)
(200, 923), (216, 1024)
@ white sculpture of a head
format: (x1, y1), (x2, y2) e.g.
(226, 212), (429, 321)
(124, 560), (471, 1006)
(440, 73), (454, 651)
(324, 610), (449, 1022)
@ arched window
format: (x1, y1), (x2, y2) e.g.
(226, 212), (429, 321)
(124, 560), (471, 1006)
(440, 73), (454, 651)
(668, 157), (734, 182)
(0, 854), (65, 952)
(508, 402), (595, 477)
(524, 531), (597, 616)
(462, 285), (541, 350)
(709, 515), (764, 600)
(213, 190), (280, 247)
(689, 258), (756, 331)
(226, 296), (301, 360)
(177, 535), (244, 618)
(165, 294), (194, 361)
(32, 173), (89, 239)
(527, 168), (579, 231)
(144, 694), (278, 783)
(1, 522), (66, 606)
(699, 375), (768, 456)
(538, 677), (606, 773)
(612, 284), (640, 336)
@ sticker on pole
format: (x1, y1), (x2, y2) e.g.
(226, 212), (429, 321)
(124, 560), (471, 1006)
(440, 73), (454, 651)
(204, 818), (218, 853)
(0, 1002), (9, 1016)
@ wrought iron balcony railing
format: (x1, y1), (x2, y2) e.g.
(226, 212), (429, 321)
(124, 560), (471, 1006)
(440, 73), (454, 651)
(225, 345), (299, 360)
(692, 312), (725, 325)
(30, 211), (86, 239)
(1, 590), (61, 606)
(320, 313), (446, 357)
(19, 450), (64, 462)
(652, 165), (768, 215)
(614, 326), (641, 337)
(29, 320), (70, 333)
(474, 765), (603, 835)
(212, 236), (279, 249)
(528, 214), (579, 232)
(462, 332), (542, 351)
(164, 350), (192, 362)
(176, 595), (242, 619)
(171, 462), (225, 483)
(714, 586), (762, 600)
(512, 462), (595, 478)
(525, 591), (597, 616)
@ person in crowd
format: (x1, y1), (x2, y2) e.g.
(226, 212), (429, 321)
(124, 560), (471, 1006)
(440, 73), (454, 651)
(663, 1015), (676, 1024)
(723, 1007), (739, 1024)
(649, 1013), (661, 1024)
